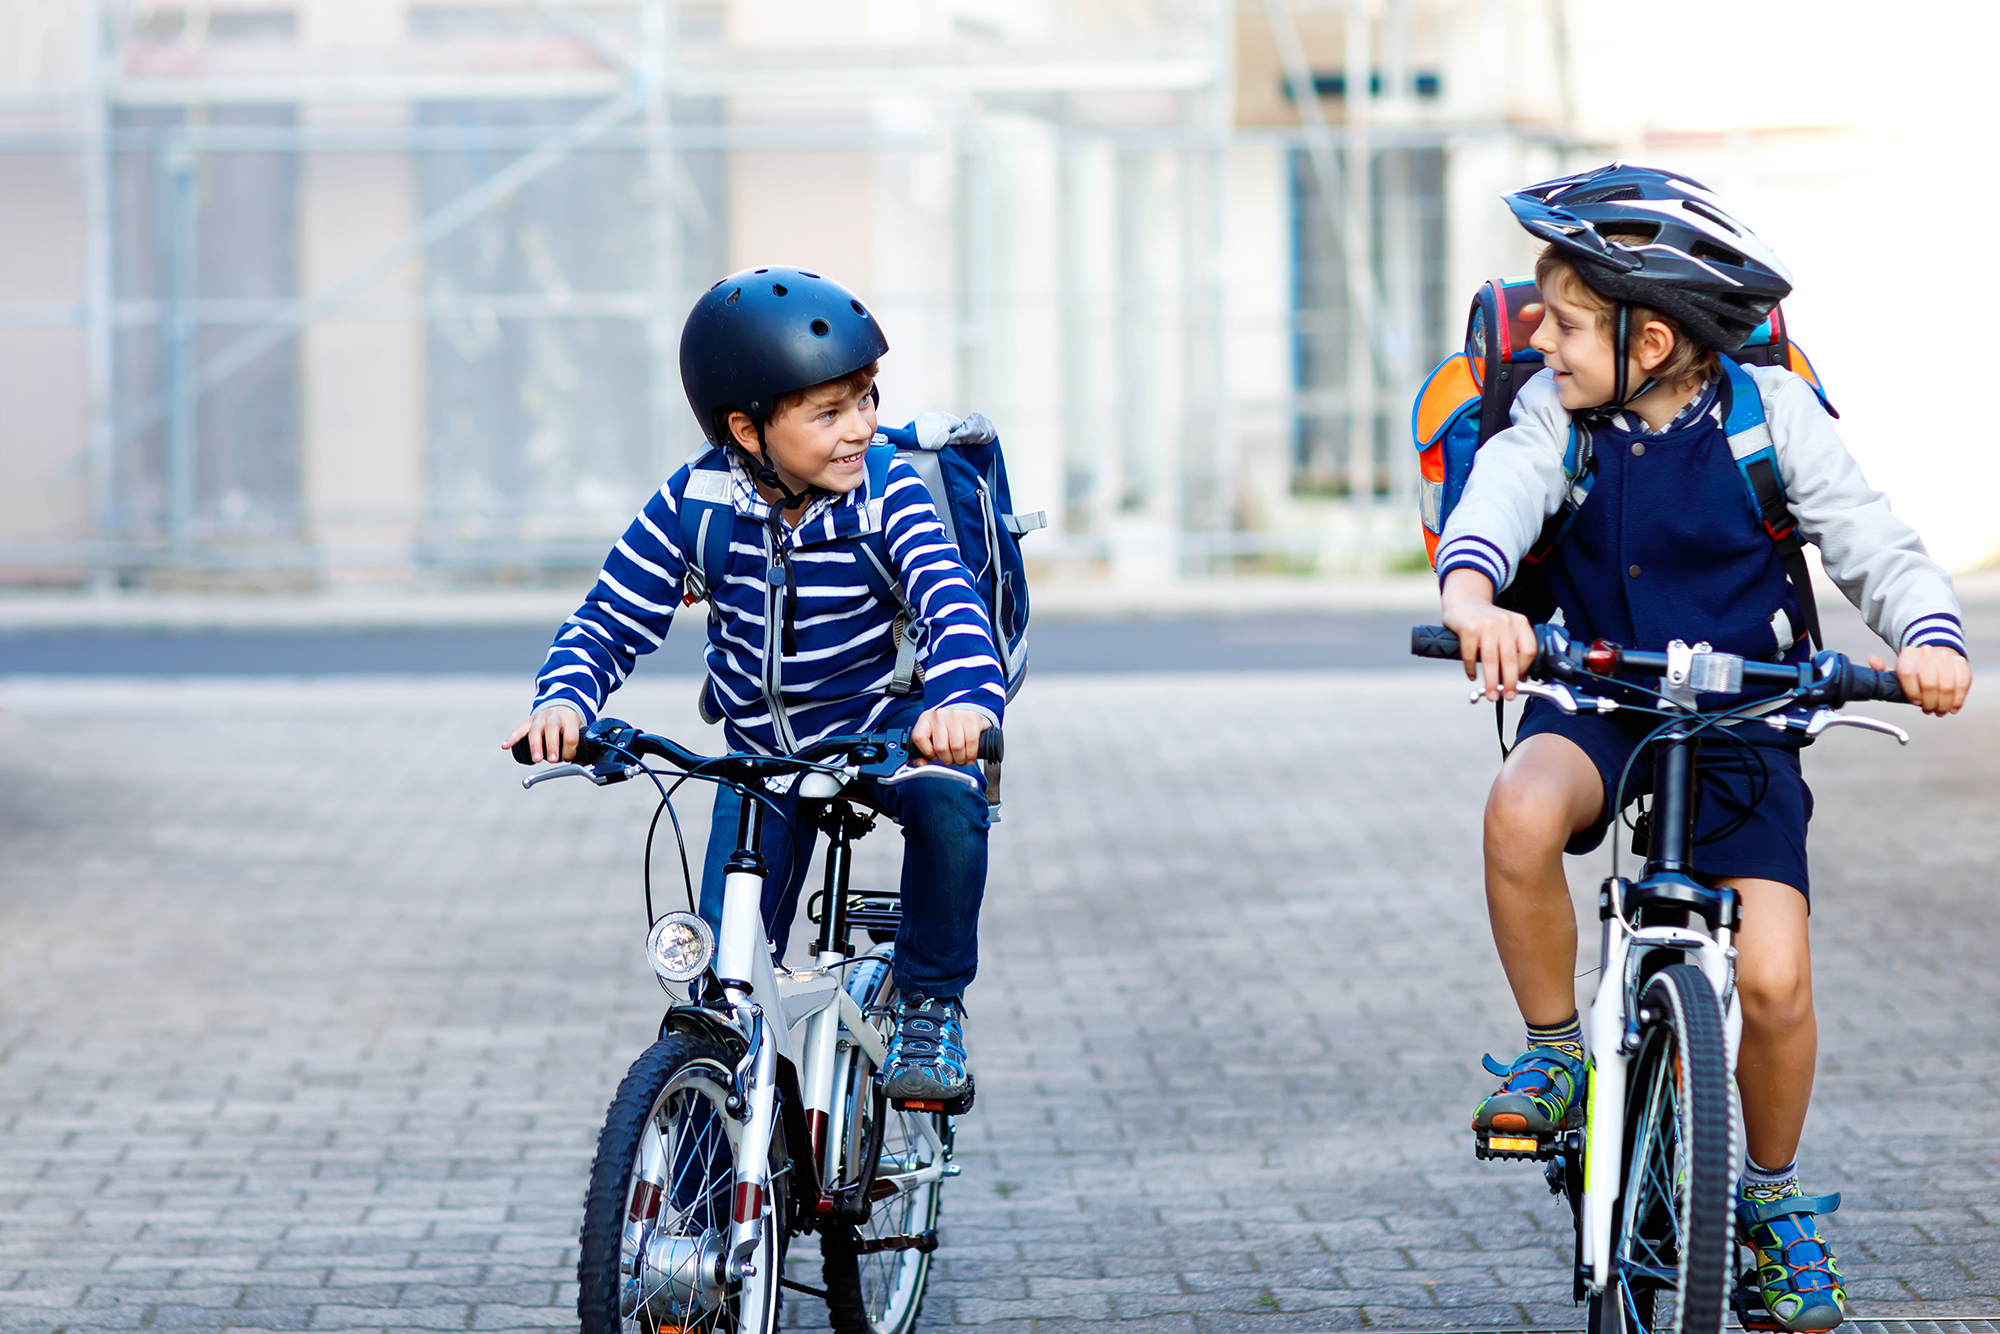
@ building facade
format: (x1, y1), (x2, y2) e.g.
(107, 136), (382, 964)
(0, 0), (1576, 587)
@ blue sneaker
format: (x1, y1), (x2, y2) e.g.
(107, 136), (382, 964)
(882, 996), (973, 1105)
(1472, 1047), (1586, 1144)
(1737, 1187), (1848, 1332)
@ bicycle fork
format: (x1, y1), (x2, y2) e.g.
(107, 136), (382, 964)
(715, 791), (786, 1285)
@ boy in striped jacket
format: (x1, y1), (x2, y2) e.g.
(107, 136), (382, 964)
(503, 269), (1005, 1105)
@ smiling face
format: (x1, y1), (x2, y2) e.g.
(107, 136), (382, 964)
(1528, 283), (1622, 411)
(1527, 267), (1689, 415)
(728, 371), (880, 509)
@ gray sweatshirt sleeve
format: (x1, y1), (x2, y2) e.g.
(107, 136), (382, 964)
(1748, 364), (1965, 655)
(1434, 368), (1572, 592)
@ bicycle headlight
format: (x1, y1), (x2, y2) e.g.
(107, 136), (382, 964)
(647, 912), (715, 985)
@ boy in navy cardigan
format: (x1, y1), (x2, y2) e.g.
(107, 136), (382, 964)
(504, 269), (1004, 1105)
(1438, 166), (1970, 1333)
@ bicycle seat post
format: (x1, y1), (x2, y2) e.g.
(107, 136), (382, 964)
(813, 802), (863, 961)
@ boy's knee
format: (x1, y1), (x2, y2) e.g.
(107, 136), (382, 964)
(1484, 769), (1579, 855)
(897, 774), (991, 838)
(1738, 957), (1813, 1031)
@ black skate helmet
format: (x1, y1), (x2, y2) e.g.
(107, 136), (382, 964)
(680, 266), (889, 506)
(1506, 162), (1793, 355)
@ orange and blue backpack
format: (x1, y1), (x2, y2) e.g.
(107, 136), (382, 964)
(1410, 277), (1837, 647)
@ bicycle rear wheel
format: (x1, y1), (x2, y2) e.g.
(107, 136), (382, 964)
(1590, 962), (1734, 1334)
(821, 949), (944, 1334)
(578, 1033), (788, 1334)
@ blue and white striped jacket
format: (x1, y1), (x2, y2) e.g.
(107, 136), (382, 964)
(532, 448), (1007, 754)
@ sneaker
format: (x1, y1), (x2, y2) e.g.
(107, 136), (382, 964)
(1472, 1047), (1586, 1136)
(882, 996), (973, 1103)
(1738, 1186), (1848, 1332)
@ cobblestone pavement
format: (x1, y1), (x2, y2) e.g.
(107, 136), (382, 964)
(0, 672), (1996, 1333)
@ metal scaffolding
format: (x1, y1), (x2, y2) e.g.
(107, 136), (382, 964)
(0, 0), (1567, 585)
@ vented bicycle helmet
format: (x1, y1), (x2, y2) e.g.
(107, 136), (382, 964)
(1505, 162), (1793, 355)
(680, 266), (889, 507)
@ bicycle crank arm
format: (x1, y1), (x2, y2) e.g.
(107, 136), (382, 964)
(851, 1229), (940, 1255)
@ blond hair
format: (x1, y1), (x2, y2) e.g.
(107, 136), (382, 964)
(1534, 243), (1714, 389)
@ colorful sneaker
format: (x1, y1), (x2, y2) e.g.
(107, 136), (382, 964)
(1737, 1187), (1848, 1332)
(1472, 1047), (1586, 1138)
(882, 996), (973, 1105)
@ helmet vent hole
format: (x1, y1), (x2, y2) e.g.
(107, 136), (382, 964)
(810, 318), (830, 336)
(1690, 240), (1746, 268)
(725, 287), (740, 305)
(754, 267), (768, 273)
(772, 283), (788, 296)
(1681, 199), (1742, 235)
(801, 270), (820, 279)
(851, 300), (867, 316)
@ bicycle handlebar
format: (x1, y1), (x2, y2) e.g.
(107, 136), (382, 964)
(1409, 625), (1908, 706)
(512, 719), (1003, 777)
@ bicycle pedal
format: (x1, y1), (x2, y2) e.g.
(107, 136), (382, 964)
(1474, 1127), (1556, 1161)
(892, 1087), (974, 1116)
(1731, 1273), (1784, 1331)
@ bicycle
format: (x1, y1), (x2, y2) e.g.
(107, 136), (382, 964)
(513, 716), (1002, 1334)
(1411, 624), (1913, 1334)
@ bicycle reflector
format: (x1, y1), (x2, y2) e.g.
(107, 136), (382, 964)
(647, 912), (715, 985)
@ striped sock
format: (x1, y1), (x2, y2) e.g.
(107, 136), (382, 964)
(1743, 1156), (1801, 1202)
(1526, 1012), (1585, 1063)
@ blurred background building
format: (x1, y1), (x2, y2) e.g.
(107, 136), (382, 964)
(0, 0), (1992, 592)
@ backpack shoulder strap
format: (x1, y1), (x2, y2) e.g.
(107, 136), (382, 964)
(1718, 356), (1822, 652)
(677, 447), (736, 613)
(855, 440), (923, 696)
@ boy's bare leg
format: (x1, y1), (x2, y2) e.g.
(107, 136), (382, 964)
(1723, 877), (1815, 1170)
(1483, 733), (1607, 1027)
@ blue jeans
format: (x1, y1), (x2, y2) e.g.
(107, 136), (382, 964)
(697, 767), (990, 1001)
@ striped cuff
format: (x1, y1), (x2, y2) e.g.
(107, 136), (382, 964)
(1435, 534), (1512, 591)
(1901, 612), (1966, 657)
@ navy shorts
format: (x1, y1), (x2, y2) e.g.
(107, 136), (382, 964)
(1514, 698), (1814, 898)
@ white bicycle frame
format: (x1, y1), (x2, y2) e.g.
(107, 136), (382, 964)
(1504, 664), (1907, 1300)
(1579, 899), (1743, 1292)
(711, 767), (962, 1305)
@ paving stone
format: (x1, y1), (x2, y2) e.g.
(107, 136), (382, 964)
(0, 671), (1996, 1332)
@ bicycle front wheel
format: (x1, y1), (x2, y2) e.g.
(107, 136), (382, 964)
(821, 949), (944, 1334)
(578, 1033), (787, 1334)
(1591, 962), (1734, 1334)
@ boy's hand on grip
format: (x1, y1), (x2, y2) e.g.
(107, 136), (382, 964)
(1872, 645), (1972, 718)
(503, 703), (583, 763)
(911, 707), (990, 768)
(1440, 568), (1537, 702)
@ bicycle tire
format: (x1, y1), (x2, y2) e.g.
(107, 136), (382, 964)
(578, 1032), (789, 1334)
(1589, 962), (1733, 1334)
(821, 949), (943, 1334)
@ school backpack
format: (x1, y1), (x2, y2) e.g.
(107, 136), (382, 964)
(677, 410), (1044, 717)
(1410, 277), (1837, 648)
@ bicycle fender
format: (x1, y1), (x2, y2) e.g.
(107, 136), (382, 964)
(659, 1004), (750, 1060)
(773, 1053), (821, 1225)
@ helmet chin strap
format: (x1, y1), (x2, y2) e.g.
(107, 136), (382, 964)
(736, 420), (816, 513)
(1609, 303), (1659, 413)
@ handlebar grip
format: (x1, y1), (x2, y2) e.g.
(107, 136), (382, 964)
(1848, 664), (1908, 704)
(978, 728), (1004, 764)
(1411, 625), (1462, 660)
(511, 737), (534, 765)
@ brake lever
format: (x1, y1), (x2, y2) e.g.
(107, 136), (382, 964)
(521, 762), (639, 789)
(1802, 710), (1910, 745)
(879, 763), (983, 790)
(1465, 679), (1614, 715)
